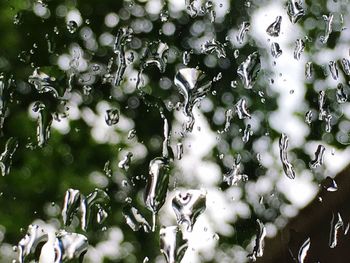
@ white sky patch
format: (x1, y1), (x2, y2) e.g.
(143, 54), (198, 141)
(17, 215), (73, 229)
(276, 170), (318, 208)
(251, 2), (310, 147)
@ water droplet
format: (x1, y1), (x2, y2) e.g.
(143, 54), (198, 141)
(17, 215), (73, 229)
(309, 144), (325, 169)
(159, 226), (188, 263)
(16, 225), (48, 263)
(0, 137), (18, 176)
(13, 12), (22, 25)
(118, 151), (133, 171)
(223, 108), (234, 132)
(104, 161), (112, 178)
(185, 0), (198, 17)
(242, 124), (252, 143)
(329, 212), (343, 248)
(286, 0), (305, 24)
(328, 61), (338, 80)
(266, 16), (282, 37)
(144, 157), (170, 231)
(160, 10), (169, 22)
(176, 142), (183, 160)
(298, 237), (311, 263)
(105, 109), (120, 126)
(201, 39), (226, 59)
(83, 85), (92, 95)
(32, 102), (53, 147)
(141, 41), (169, 73)
(234, 49), (240, 59)
(318, 90), (327, 121)
(223, 154), (248, 186)
(28, 68), (60, 98)
(172, 189), (206, 231)
(123, 205), (151, 232)
(325, 113), (332, 133)
(341, 58), (350, 75)
(305, 62), (313, 79)
(62, 188), (109, 231)
(62, 188), (81, 227)
(344, 223), (350, 235)
(237, 52), (261, 89)
(336, 83), (347, 103)
(110, 27), (133, 86)
(236, 21), (250, 44)
(321, 176), (338, 192)
(54, 230), (88, 261)
(271, 42), (282, 58)
(143, 256), (150, 263)
(174, 68), (212, 131)
(293, 39), (305, 60)
(235, 98), (251, 119)
(96, 205), (108, 224)
(279, 133), (295, 179)
(231, 80), (238, 88)
(127, 128), (137, 139)
(182, 50), (192, 66)
(247, 219), (266, 262)
(305, 110), (313, 125)
(67, 20), (78, 33)
(320, 14), (334, 44)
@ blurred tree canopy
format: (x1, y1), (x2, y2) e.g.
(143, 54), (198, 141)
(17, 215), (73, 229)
(0, 0), (349, 262)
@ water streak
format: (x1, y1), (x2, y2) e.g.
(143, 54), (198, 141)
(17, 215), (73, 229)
(279, 133), (295, 179)
(0, 137), (18, 176)
(320, 14), (334, 44)
(294, 39), (305, 60)
(113, 27), (133, 86)
(297, 237), (310, 263)
(174, 68), (212, 131)
(0, 74), (13, 132)
(247, 219), (266, 262)
(144, 157), (170, 231)
(329, 212), (343, 248)
(309, 144), (325, 169)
